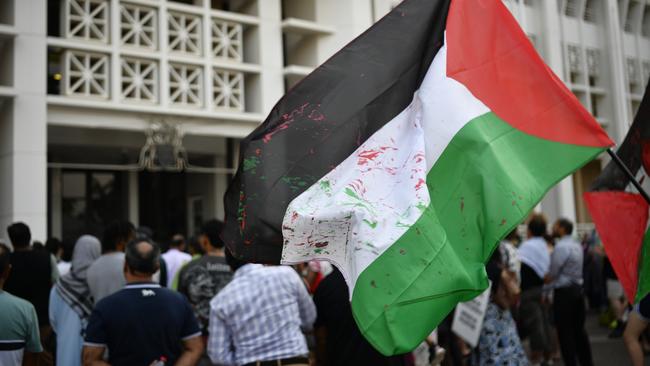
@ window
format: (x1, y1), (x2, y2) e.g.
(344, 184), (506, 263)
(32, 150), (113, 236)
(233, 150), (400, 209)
(63, 50), (110, 99)
(169, 63), (204, 107)
(64, 0), (109, 43)
(586, 49), (601, 87)
(565, 0), (579, 17)
(583, 0), (598, 22)
(642, 6), (650, 37)
(627, 58), (640, 93)
(625, 1), (641, 33)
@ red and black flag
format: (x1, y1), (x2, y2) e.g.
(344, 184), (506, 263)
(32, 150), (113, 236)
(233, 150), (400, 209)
(585, 81), (650, 304)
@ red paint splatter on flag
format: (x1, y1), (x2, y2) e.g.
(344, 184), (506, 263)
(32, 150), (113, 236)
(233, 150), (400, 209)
(415, 178), (425, 191)
(358, 149), (382, 165)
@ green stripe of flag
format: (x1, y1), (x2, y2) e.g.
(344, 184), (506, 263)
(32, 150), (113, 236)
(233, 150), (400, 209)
(351, 111), (605, 354)
(636, 229), (650, 303)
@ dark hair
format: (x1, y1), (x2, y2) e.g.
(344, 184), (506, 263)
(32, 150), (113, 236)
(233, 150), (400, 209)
(125, 238), (161, 275)
(170, 234), (184, 248)
(201, 220), (224, 249)
(543, 234), (555, 247)
(486, 249), (504, 295)
(136, 226), (153, 240)
(0, 244), (10, 275)
(556, 218), (574, 236)
(45, 237), (62, 256)
(187, 236), (204, 256)
(7, 222), (31, 248)
(225, 247), (247, 272)
(32, 241), (45, 251)
(61, 240), (75, 262)
(504, 229), (520, 243)
(527, 214), (547, 237)
(101, 221), (135, 253)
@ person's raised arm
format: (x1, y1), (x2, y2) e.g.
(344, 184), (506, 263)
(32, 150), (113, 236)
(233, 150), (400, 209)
(82, 345), (109, 366)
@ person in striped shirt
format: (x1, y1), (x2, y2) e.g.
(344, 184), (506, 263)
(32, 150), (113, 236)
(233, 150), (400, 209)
(207, 249), (316, 366)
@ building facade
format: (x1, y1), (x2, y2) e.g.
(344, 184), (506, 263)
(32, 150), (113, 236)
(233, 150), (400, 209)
(0, 0), (648, 244)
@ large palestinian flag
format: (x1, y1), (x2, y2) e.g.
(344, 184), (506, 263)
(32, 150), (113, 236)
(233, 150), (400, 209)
(222, 0), (612, 354)
(585, 80), (650, 305)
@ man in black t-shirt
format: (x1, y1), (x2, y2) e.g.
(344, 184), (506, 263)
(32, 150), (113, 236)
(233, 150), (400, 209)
(313, 268), (406, 366)
(4, 222), (53, 327)
(83, 238), (203, 366)
(178, 220), (232, 333)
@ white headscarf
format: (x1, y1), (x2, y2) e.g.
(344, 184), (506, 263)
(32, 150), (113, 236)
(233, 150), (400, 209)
(55, 235), (101, 318)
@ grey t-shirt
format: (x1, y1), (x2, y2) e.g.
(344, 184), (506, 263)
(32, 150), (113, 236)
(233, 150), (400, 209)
(87, 252), (126, 304)
(177, 255), (232, 332)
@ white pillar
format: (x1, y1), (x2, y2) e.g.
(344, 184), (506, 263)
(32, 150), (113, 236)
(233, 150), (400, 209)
(316, 0), (373, 59)
(538, 0), (578, 223)
(604, 0), (630, 144)
(0, 0), (48, 240)
(257, 0), (285, 114)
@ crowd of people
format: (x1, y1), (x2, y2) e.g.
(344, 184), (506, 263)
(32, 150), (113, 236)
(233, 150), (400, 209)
(0, 214), (648, 366)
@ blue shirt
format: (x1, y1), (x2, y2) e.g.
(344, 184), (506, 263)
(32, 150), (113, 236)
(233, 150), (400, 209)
(84, 283), (201, 366)
(207, 264), (316, 366)
(548, 235), (583, 289)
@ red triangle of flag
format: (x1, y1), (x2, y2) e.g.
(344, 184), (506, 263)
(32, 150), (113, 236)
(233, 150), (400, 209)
(584, 191), (649, 301)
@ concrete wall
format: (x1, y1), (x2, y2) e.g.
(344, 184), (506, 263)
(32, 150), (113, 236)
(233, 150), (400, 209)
(0, 0), (47, 241)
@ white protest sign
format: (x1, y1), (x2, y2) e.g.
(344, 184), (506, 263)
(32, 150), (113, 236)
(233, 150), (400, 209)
(451, 284), (491, 348)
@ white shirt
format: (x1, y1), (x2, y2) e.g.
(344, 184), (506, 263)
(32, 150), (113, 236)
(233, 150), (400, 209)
(57, 261), (71, 277)
(517, 236), (550, 279)
(161, 248), (191, 287)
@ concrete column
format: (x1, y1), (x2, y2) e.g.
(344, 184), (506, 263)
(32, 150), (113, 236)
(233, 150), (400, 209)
(371, 0), (393, 21)
(128, 171), (139, 226)
(537, 0), (578, 223)
(257, 0), (284, 114)
(604, 0), (630, 144)
(50, 168), (62, 239)
(214, 155), (227, 220)
(316, 0), (373, 59)
(0, 0), (48, 240)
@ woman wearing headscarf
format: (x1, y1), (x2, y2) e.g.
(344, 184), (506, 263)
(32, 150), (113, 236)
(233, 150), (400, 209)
(49, 235), (101, 366)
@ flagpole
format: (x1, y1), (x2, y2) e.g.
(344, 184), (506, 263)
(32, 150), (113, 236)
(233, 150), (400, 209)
(606, 148), (650, 205)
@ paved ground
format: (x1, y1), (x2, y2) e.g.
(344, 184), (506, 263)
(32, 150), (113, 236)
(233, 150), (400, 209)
(586, 313), (631, 365)
(572, 311), (648, 366)
(519, 310), (648, 365)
